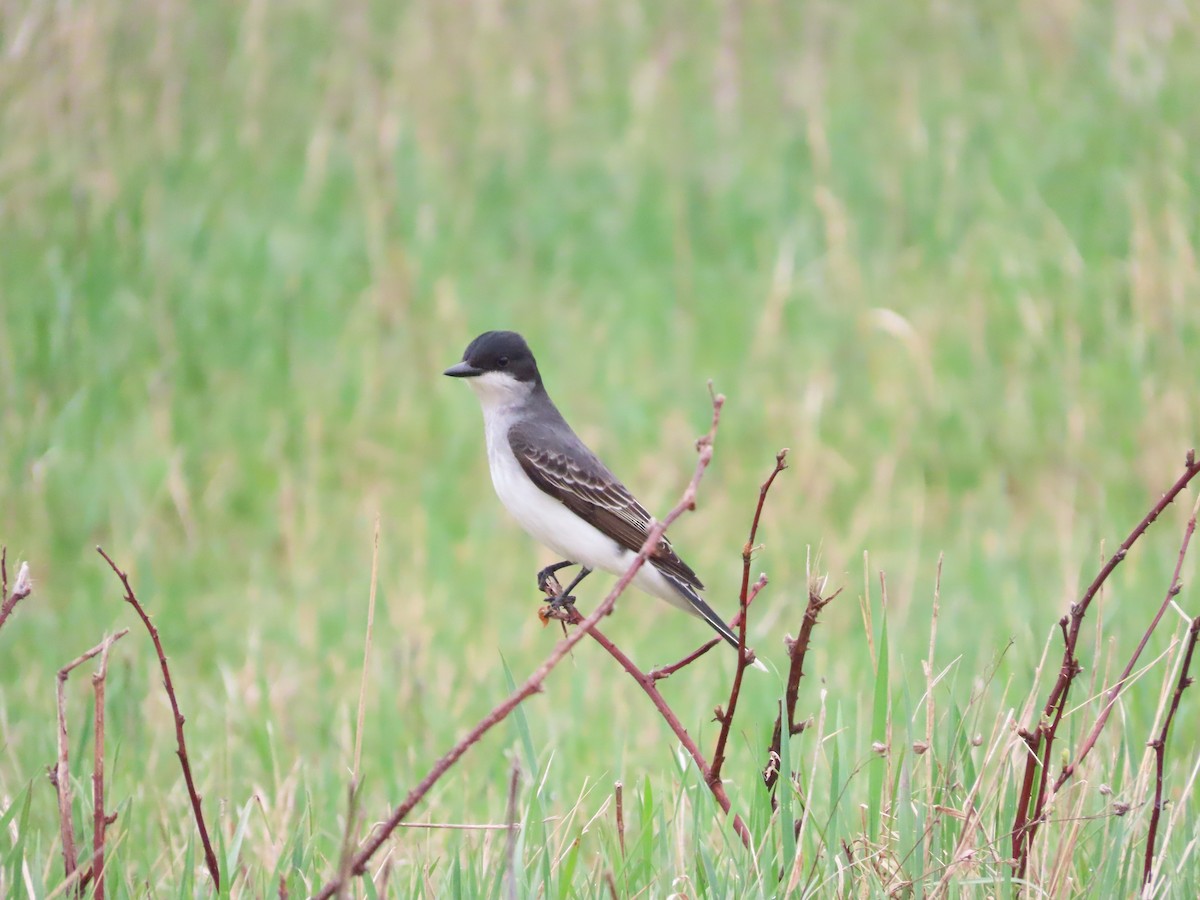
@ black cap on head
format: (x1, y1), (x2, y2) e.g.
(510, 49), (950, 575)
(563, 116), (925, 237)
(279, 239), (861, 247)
(444, 330), (540, 383)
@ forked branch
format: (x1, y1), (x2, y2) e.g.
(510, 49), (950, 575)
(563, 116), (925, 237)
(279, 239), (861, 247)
(1012, 449), (1200, 876)
(312, 392), (728, 899)
(763, 581), (839, 803)
(96, 547), (221, 892)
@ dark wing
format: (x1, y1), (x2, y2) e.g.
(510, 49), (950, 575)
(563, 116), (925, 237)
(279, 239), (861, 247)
(508, 418), (704, 591)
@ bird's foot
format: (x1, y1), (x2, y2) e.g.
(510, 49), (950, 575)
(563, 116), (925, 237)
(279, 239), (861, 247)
(538, 591), (579, 624)
(536, 562), (572, 594)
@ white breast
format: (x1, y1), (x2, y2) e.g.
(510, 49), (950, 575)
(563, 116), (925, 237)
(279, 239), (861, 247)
(481, 407), (628, 572)
(473, 388), (694, 613)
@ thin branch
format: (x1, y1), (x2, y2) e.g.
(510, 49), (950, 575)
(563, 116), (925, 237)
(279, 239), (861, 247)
(763, 582), (839, 800)
(710, 449), (788, 786)
(311, 392), (727, 899)
(708, 576), (765, 785)
(51, 630), (129, 889)
(96, 547), (221, 891)
(0, 548), (33, 634)
(1012, 449), (1200, 875)
(90, 634), (119, 900)
(1055, 492), (1200, 793)
(649, 584), (766, 681)
(1144, 615), (1200, 888)
(551, 606), (753, 848)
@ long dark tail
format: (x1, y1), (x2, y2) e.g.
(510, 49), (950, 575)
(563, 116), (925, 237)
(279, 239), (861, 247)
(661, 572), (767, 671)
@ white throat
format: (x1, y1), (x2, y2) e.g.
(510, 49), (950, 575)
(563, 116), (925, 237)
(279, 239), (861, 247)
(466, 370), (531, 414)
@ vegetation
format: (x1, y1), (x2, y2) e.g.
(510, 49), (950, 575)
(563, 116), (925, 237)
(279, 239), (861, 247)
(2, 0), (1199, 895)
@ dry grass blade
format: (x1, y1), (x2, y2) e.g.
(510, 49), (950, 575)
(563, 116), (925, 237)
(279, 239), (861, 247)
(353, 514), (382, 783)
(503, 758), (521, 900)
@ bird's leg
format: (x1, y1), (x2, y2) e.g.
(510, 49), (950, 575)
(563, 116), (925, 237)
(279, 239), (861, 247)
(536, 560), (575, 595)
(546, 566), (592, 613)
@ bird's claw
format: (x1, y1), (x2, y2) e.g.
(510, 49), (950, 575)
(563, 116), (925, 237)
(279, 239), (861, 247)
(538, 592), (578, 623)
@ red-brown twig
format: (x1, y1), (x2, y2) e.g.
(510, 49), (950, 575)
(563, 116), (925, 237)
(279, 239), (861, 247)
(709, 574), (766, 785)
(649, 592), (764, 681)
(651, 452), (787, 682)
(763, 582), (839, 801)
(709, 448), (787, 787)
(91, 634), (119, 900)
(96, 547), (221, 891)
(311, 392), (726, 899)
(1144, 615), (1200, 887)
(0, 548), (33, 634)
(51, 629), (129, 889)
(552, 605), (753, 847)
(1054, 493), (1200, 793)
(1012, 450), (1200, 877)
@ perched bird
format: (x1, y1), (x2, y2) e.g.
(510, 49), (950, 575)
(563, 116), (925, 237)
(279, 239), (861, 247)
(445, 330), (763, 669)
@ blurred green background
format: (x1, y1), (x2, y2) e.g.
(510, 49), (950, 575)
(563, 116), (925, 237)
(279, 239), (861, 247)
(2, 0), (1198, 894)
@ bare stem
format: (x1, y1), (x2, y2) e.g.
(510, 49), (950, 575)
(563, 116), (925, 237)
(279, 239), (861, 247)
(51, 629), (129, 890)
(90, 635), (119, 900)
(1144, 615), (1200, 887)
(710, 448), (788, 786)
(559, 608), (753, 848)
(763, 583), (839, 801)
(1055, 493), (1200, 793)
(96, 547), (222, 891)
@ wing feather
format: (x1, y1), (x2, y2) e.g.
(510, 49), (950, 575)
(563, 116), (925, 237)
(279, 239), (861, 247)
(508, 422), (704, 591)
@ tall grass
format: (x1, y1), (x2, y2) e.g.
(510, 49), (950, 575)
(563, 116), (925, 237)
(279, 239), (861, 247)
(2, 0), (1199, 895)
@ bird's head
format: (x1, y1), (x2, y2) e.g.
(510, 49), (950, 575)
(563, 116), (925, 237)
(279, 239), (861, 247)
(444, 330), (541, 408)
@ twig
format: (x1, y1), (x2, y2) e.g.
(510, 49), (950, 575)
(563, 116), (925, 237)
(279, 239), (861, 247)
(91, 634), (119, 900)
(1055, 493), (1200, 792)
(51, 630), (129, 889)
(96, 547), (221, 891)
(553, 606), (753, 848)
(0, 548), (33, 634)
(1144, 615), (1200, 888)
(763, 583), (839, 801)
(649, 587), (766, 681)
(503, 759), (521, 900)
(710, 450), (788, 786)
(311, 392), (727, 899)
(1012, 450), (1200, 875)
(708, 575), (765, 784)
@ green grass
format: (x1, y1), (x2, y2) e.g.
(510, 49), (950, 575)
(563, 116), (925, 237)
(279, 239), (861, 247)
(3, 0), (1200, 895)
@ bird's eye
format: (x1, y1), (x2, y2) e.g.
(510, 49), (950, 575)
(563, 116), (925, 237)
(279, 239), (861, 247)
(497, 356), (510, 367)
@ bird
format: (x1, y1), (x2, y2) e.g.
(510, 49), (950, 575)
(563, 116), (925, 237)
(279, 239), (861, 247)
(445, 329), (764, 670)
